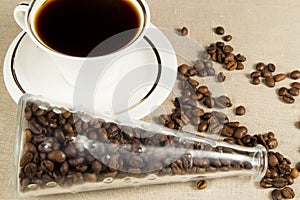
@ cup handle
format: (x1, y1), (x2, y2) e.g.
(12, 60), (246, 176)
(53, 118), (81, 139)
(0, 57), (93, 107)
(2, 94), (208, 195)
(14, 2), (30, 31)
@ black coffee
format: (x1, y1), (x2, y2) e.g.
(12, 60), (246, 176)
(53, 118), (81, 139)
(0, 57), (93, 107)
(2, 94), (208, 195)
(34, 0), (142, 57)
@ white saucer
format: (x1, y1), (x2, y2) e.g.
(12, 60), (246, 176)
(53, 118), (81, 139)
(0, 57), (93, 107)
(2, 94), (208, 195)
(3, 24), (177, 119)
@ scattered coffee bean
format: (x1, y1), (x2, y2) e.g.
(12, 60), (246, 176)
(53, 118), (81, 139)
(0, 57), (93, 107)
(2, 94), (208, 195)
(217, 72), (226, 82)
(236, 62), (244, 70)
(278, 87), (288, 96)
(271, 189), (282, 200)
(235, 106), (246, 116)
(178, 64), (189, 75)
(196, 180), (207, 190)
(268, 154), (279, 167)
(215, 26), (225, 35)
(261, 70), (273, 78)
(256, 62), (265, 71)
(265, 77), (276, 88)
(273, 73), (286, 82)
(250, 71), (261, 78)
(291, 82), (300, 90)
(252, 78), (261, 85)
(290, 70), (300, 80)
(288, 87), (299, 96)
(282, 94), (295, 104)
(181, 27), (188, 36)
(272, 177), (288, 188)
(223, 35), (232, 42)
(267, 63), (276, 72)
(281, 187), (295, 199)
(290, 168), (299, 179)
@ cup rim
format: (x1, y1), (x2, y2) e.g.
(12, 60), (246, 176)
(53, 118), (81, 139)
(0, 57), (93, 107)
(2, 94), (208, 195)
(24, 0), (151, 61)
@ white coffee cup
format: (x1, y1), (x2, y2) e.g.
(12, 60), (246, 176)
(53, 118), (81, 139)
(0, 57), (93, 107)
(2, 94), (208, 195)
(14, 0), (151, 86)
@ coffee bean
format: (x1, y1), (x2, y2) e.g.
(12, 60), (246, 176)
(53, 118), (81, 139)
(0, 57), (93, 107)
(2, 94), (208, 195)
(284, 175), (294, 185)
(288, 87), (299, 96)
(260, 178), (273, 188)
(226, 61), (237, 71)
(41, 160), (54, 173)
(271, 189), (282, 200)
(191, 108), (205, 117)
(196, 180), (207, 190)
(223, 35), (232, 42)
(181, 27), (188, 36)
(202, 52), (211, 60)
(20, 153), (33, 168)
(282, 94), (295, 104)
(236, 54), (246, 62)
(256, 62), (265, 71)
(261, 69), (272, 78)
(224, 53), (235, 64)
(84, 173), (97, 182)
(216, 41), (225, 48)
(268, 154), (279, 167)
(273, 73), (286, 82)
(24, 107), (32, 120)
(235, 106), (246, 116)
(266, 77), (276, 88)
(217, 72), (226, 82)
(278, 87), (289, 96)
(198, 122), (208, 132)
(290, 70), (300, 79)
(223, 45), (234, 54)
(272, 177), (288, 188)
(291, 82), (300, 90)
(236, 62), (244, 70)
(234, 126), (248, 139)
(188, 78), (199, 87)
(267, 63), (276, 72)
(267, 138), (278, 149)
(197, 86), (209, 95)
(250, 71), (261, 78)
(252, 78), (260, 85)
(215, 26), (225, 35)
(47, 150), (66, 163)
(24, 163), (37, 178)
(281, 187), (295, 199)
(178, 64), (189, 75)
(203, 97), (215, 108)
(290, 168), (299, 179)
(221, 126), (234, 137)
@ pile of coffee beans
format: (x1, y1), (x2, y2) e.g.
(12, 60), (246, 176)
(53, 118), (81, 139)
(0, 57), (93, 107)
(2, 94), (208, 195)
(250, 62), (287, 87)
(206, 26), (246, 71)
(19, 101), (257, 193)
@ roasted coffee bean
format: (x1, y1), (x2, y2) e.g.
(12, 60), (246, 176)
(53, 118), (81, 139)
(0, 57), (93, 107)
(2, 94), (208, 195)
(235, 54), (246, 62)
(188, 78), (199, 87)
(261, 69), (272, 78)
(252, 78), (260, 85)
(215, 26), (225, 35)
(272, 177), (288, 188)
(223, 35), (232, 42)
(203, 97), (215, 108)
(47, 150), (66, 163)
(207, 44), (217, 54)
(41, 160), (54, 173)
(223, 45), (234, 54)
(24, 163), (37, 178)
(267, 63), (276, 72)
(250, 71), (261, 78)
(198, 122), (208, 132)
(274, 73), (286, 82)
(290, 70), (300, 79)
(234, 126), (248, 139)
(290, 168), (299, 179)
(217, 72), (226, 82)
(196, 180), (207, 190)
(178, 64), (189, 75)
(268, 154), (279, 167)
(236, 62), (244, 70)
(256, 62), (265, 71)
(188, 68), (198, 76)
(278, 87), (289, 96)
(206, 67), (216, 76)
(181, 27), (188, 36)
(220, 126), (234, 137)
(235, 106), (246, 116)
(288, 87), (299, 96)
(282, 94), (295, 104)
(267, 138), (278, 149)
(226, 61), (237, 71)
(281, 187), (295, 199)
(20, 153), (33, 168)
(216, 41), (225, 48)
(291, 82), (300, 89)
(84, 173), (97, 182)
(197, 86), (209, 95)
(266, 77), (276, 88)
(60, 161), (69, 176)
(260, 178), (273, 188)
(284, 175), (294, 185)
(191, 108), (205, 117)
(202, 52), (211, 60)
(224, 53), (235, 64)
(24, 107), (32, 120)
(271, 189), (282, 200)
